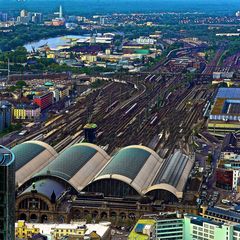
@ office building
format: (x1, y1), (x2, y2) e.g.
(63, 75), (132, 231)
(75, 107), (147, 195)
(0, 12), (8, 22)
(13, 104), (41, 120)
(129, 212), (240, 240)
(216, 133), (240, 191)
(0, 101), (12, 132)
(156, 213), (184, 239)
(201, 206), (240, 225)
(100, 17), (105, 25)
(33, 92), (53, 111)
(0, 145), (15, 240)
(17, 9), (31, 24)
(184, 214), (231, 240)
(31, 13), (42, 24)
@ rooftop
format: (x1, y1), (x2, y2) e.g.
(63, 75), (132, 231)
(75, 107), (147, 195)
(153, 150), (190, 188)
(128, 219), (155, 240)
(84, 123), (97, 129)
(35, 143), (110, 191)
(15, 221), (110, 238)
(216, 88), (240, 99)
(206, 207), (240, 222)
(95, 145), (163, 194)
(210, 88), (240, 118)
(186, 214), (224, 227)
(222, 133), (240, 152)
(12, 141), (57, 186)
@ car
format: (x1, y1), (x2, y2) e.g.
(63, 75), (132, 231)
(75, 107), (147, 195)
(221, 199), (231, 204)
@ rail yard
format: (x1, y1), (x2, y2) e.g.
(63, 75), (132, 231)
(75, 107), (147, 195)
(3, 44), (221, 158)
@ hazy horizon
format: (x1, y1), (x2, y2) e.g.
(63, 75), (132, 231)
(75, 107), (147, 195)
(0, 0), (239, 15)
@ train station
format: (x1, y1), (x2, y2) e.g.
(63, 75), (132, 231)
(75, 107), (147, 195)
(14, 141), (196, 223)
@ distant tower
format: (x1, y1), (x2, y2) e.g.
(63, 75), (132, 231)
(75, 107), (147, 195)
(59, 5), (63, 18)
(20, 9), (28, 18)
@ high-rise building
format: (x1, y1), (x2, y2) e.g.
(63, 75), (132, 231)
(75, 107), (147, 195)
(156, 213), (184, 239)
(0, 101), (12, 132)
(54, 5), (63, 19)
(33, 92), (53, 111)
(31, 13), (42, 24)
(59, 5), (63, 18)
(20, 9), (28, 18)
(0, 145), (15, 240)
(18, 9), (30, 24)
(0, 12), (8, 22)
(100, 17), (105, 25)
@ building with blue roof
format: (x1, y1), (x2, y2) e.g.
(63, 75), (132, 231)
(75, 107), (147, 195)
(208, 88), (240, 137)
(201, 205), (240, 225)
(131, 212), (240, 240)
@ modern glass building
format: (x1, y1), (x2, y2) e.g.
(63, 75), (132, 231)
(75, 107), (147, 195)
(0, 145), (15, 240)
(156, 214), (184, 239)
(130, 213), (240, 240)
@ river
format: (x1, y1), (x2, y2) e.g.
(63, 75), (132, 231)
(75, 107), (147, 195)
(24, 35), (90, 52)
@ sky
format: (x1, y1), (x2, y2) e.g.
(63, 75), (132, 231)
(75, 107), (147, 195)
(0, 0), (239, 15)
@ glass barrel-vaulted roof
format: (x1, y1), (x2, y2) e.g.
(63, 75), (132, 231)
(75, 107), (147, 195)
(36, 144), (98, 180)
(21, 178), (66, 199)
(99, 147), (151, 180)
(12, 141), (58, 186)
(153, 150), (189, 188)
(12, 142), (45, 170)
